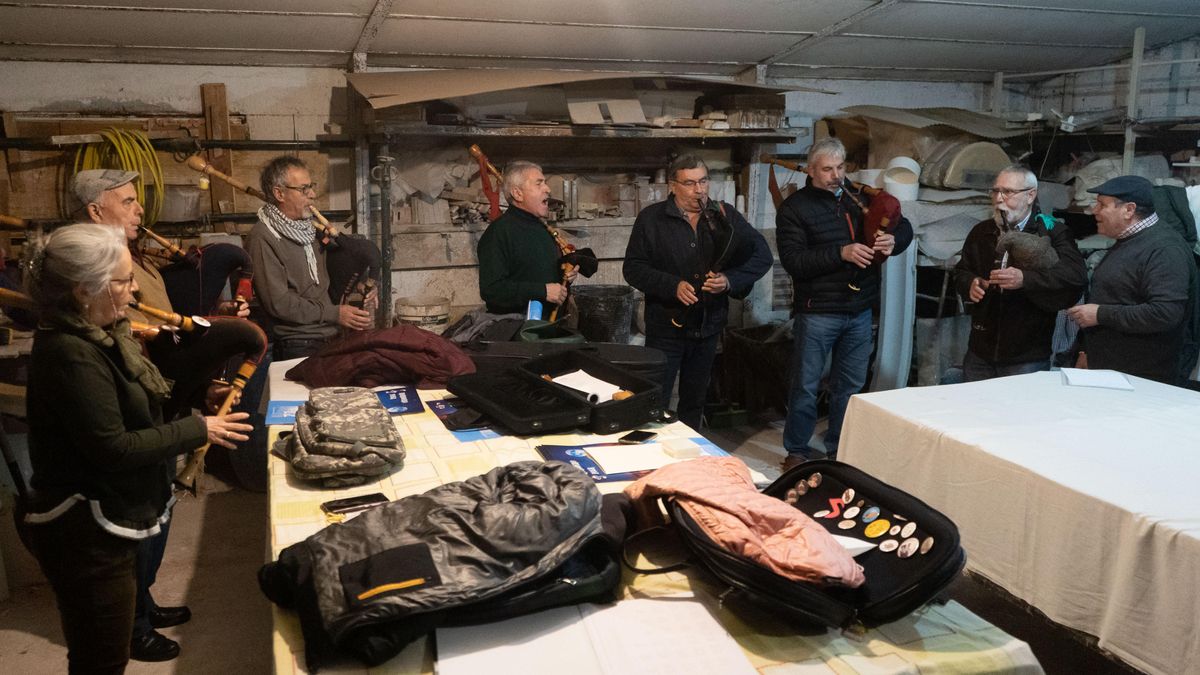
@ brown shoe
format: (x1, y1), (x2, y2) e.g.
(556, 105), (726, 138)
(780, 455), (808, 473)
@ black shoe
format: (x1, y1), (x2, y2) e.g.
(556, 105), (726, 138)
(130, 630), (180, 662)
(149, 604), (192, 628)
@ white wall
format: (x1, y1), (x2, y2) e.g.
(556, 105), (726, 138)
(0, 61), (349, 139)
(776, 77), (988, 122)
(1020, 36), (1200, 120)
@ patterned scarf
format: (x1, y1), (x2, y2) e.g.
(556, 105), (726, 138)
(40, 309), (173, 404)
(259, 203), (320, 283)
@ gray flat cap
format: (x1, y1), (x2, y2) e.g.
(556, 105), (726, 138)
(72, 169), (139, 205)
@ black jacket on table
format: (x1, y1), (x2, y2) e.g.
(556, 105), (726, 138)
(623, 196), (771, 339)
(1083, 223), (1193, 383)
(776, 177), (914, 314)
(26, 315), (207, 537)
(954, 213), (1086, 365)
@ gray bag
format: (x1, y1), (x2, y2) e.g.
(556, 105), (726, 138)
(281, 386), (405, 487)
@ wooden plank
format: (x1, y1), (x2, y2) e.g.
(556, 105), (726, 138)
(201, 83), (236, 229)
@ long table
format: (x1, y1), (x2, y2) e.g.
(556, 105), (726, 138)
(267, 360), (1042, 674)
(839, 371), (1200, 675)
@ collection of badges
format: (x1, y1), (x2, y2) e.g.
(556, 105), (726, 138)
(785, 472), (935, 559)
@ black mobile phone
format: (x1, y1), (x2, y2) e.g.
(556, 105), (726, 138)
(618, 430), (657, 444)
(320, 492), (389, 515)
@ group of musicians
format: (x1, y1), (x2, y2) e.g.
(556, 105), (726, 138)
(9, 145), (904, 672)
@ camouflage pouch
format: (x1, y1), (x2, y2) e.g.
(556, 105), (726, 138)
(286, 386), (406, 486)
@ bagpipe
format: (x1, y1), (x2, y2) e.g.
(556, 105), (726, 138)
(0, 213), (29, 231)
(670, 197), (735, 329)
(0, 286), (161, 339)
(183, 154), (380, 308)
(840, 181), (902, 292)
(469, 144), (598, 321)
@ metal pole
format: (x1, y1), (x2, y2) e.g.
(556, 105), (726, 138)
(1122, 27), (1146, 174)
(374, 153), (394, 328)
(992, 72), (1005, 114)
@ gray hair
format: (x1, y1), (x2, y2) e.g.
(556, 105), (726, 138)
(807, 137), (846, 163)
(25, 223), (127, 313)
(998, 165), (1038, 190)
(667, 154), (708, 181)
(260, 156), (308, 206)
(502, 160), (542, 203)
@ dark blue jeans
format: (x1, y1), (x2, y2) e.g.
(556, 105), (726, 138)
(132, 516), (171, 638)
(646, 333), (720, 432)
(961, 351), (1049, 382)
(783, 310), (873, 459)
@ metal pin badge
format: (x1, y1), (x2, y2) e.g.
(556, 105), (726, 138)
(785, 489), (799, 503)
(900, 522), (917, 539)
(898, 538), (920, 558)
(864, 519), (890, 538)
(806, 473), (823, 489)
(889, 525), (901, 536)
(794, 481), (810, 496)
(879, 539), (899, 553)
(861, 506), (881, 523)
(841, 488), (855, 503)
(813, 509), (831, 518)
(920, 537), (935, 555)
(843, 506), (861, 519)
(837, 519), (857, 530)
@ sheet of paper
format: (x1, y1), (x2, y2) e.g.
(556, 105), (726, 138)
(1061, 368), (1134, 390)
(585, 442), (677, 475)
(832, 534), (877, 557)
(436, 605), (602, 675)
(581, 596), (756, 675)
(552, 369), (622, 402)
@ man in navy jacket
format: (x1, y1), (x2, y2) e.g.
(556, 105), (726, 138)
(776, 138), (913, 469)
(624, 155), (771, 430)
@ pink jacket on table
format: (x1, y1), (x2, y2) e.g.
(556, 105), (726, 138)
(624, 456), (865, 588)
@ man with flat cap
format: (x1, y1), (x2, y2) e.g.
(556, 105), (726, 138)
(1066, 175), (1195, 384)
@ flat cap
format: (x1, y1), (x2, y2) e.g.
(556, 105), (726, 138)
(72, 169), (139, 205)
(1086, 175), (1154, 210)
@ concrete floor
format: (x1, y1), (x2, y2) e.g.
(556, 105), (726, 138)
(0, 422), (1140, 674)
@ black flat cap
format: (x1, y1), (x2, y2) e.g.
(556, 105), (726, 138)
(1087, 175), (1154, 210)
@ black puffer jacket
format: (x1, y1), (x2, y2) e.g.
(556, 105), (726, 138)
(776, 177), (913, 314)
(259, 461), (627, 668)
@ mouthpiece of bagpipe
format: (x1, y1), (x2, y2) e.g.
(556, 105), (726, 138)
(128, 301), (211, 333)
(137, 225), (190, 264)
(0, 288), (170, 343)
(175, 319), (267, 493)
(0, 213), (29, 231)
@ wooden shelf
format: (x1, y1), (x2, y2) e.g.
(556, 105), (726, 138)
(372, 123), (799, 142)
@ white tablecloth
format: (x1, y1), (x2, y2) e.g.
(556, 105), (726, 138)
(840, 371), (1200, 675)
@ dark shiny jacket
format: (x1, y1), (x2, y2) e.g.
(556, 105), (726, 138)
(623, 197), (771, 338)
(955, 213), (1086, 365)
(776, 177), (913, 314)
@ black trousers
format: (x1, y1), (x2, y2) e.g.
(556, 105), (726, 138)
(28, 501), (139, 675)
(646, 332), (719, 431)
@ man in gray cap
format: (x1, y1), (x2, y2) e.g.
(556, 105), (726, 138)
(1065, 175), (1194, 384)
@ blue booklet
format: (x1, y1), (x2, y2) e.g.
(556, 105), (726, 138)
(374, 385), (424, 415)
(428, 398), (502, 443)
(537, 438), (725, 483)
(265, 400), (303, 426)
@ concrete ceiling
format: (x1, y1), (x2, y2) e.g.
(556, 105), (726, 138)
(0, 0), (1196, 83)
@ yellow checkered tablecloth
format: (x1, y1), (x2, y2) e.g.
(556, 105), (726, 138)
(267, 379), (1042, 675)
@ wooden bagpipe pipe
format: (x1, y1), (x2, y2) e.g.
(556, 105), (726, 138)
(468, 144), (598, 321)
(0, 287), (163, 340)
(669, 197), (735, 329)
(0, 213), (30, 231)
(183, 154), (380, 309)
(760, 154), (903, 292)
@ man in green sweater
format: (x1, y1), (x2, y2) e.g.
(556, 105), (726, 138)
(476, 161), (575, 315)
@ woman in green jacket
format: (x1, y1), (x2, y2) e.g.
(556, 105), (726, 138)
(22, 223), (252, 674)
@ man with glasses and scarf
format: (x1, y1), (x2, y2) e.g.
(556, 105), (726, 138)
(776, 138), (913, 471)
(623, 154), (770, 431)
(955, 165), (1085, 382)
(249, 156), (373, 360)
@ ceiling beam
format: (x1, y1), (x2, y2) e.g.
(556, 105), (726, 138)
(741, 0), (904, 77)
(351, 0), (395, 72)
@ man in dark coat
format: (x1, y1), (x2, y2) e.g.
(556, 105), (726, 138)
(1066, 175), (1194, 384)
(955, 165), (1086, 380)
(775, 138), (913, 469)
(623, 155), (771, 430)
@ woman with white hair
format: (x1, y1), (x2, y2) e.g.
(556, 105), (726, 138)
(21, 223), (252, 673)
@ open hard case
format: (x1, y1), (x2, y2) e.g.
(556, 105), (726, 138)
(671, 459), (966, 629)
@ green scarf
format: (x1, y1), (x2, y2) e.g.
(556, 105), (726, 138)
(40, 310), (173, 404)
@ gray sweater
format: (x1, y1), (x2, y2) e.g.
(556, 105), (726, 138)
(248, 220), (340, 342)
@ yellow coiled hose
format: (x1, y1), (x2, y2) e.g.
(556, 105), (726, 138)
(68, 128), (164, 226)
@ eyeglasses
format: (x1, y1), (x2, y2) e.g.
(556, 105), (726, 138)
(110, 273), (135, 288)
(670, 177), (710, 189)
(282, 183), (319, 194)
(989, 187), (1034, 198)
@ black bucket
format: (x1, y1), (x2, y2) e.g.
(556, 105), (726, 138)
(572, 284), (636, 344)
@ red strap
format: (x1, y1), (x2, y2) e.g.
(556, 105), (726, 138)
(477, 155), (502, 221)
